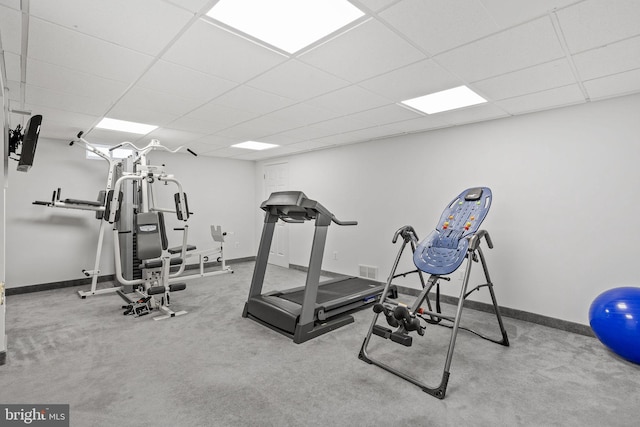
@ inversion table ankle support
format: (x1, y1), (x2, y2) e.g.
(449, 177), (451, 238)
(359, 187), (509, 399)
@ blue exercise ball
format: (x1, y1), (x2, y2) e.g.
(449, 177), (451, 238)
(589, 287), (640, 364)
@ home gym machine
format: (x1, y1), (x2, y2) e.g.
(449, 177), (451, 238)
(243, 191), (391, 343)
(358, 187), (509, 399)
(33, 133), (122, 298)
(33, 135), (232, 309)
(104, 139), (232, 319)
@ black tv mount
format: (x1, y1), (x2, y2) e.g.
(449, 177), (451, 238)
(8, 124), (24, 161)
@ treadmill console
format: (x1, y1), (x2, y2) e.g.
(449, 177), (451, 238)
(261, 191), (331, 222)
(262, 191), (308, 208)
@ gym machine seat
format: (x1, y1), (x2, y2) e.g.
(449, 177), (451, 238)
(243, 191), (390, 344)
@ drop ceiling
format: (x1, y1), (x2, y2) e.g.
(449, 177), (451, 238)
(1, 0), (639, 161)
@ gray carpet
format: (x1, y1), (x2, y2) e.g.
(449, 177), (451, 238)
(1, 261), (639, 426)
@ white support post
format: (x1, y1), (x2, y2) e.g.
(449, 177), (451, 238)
(2, 30), (9, 365)
(0, 281), (6, 365)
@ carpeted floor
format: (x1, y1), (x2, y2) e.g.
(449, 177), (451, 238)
(1, 261), (639, 426)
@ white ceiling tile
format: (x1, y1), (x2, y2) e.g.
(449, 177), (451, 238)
(572, 36), (640, 81)
(0, 0), (19, 9)
(181, 101), (258, 124)
(480, 0), (579, 28)
(143, 128), (206, 147)
(105, 105), (176, 128)
(309, 134), (354, 146)
(167, 118), (225, 135)
(256, 133), (302, 146)
(28, 18), (153, 82)
(326, 126), (403, 144)
(556, 0), (640, 54)
(311, 130), (376, 146)
(495, 84), (585, 115)
(0, 5), (22, 54)
(26, 58), (129, 102)
(217, 104), (341, 140)
(167, 102), (257, 134)
(25, 85), (110, 116)
(583, 69), (640, 100)
(29, 0), (193, 55)
(229, 151), (265, 161)
(247, 60), (350, 101)
(435, 16), (565, 82)
(432, 103), (509, 125)
(358, 59), (462, 101)
(299, 18), (425, 83)
(3, 51), (20, 82)
(343, 104), (420, 127)
(353, 0), (400, 12)
(305, 85), (391, 116)
(472, 59), (576, 100)
(187, 134), (237, 150)
(375, 114), (453, 134)
(215, 116), (296, 140)
(265, 123), (343, 143)
(301, 115), (375, 136)
(380, 0), (498, 54)
(137, 60), (238, 103)
(162, 0), (214, 14)
(21, 104), (99, 141)
(210, 85), (297, 115)
(162, 20), (288, 83)
(269, 103), (344, 127)
(202, 146), (249, 157)
(114, 86), (204, 117)
(238, 140), (334, 160)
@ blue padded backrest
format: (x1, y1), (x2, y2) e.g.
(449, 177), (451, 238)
(413, 187), (491, 275)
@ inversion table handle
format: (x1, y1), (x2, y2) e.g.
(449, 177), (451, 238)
(469, 229), (493, 250)
(392, 225), (419, 244)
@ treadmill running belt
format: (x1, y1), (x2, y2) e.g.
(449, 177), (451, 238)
(280, 277), (377, 305)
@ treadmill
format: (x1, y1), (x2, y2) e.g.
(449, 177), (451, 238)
(242, 191), (388, 344)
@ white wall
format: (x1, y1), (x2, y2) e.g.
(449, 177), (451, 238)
(7, 137), (116, 287)
(5, 138), (256, 288)
(146, 150), (256, 261)
(255, 93), (640, 326)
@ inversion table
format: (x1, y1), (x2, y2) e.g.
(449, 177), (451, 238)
(358, 187), (509, 399)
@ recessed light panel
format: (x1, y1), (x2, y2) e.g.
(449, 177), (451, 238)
(232, 141), (279, 150)
(401, 86), (487, 114)
(95, 118), (158, 134)
(206, 0), (364, 54)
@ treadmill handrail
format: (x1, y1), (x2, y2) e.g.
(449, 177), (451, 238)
(331, 215), (357, 226)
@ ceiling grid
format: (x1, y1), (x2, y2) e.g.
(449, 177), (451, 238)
(0, 0), (637, 160)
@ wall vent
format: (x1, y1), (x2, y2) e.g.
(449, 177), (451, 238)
(359, 264), (378, 280)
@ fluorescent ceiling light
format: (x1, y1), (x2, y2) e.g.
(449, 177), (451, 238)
(206, 0), (364, 54)
(95, 118), (158, 134)
(401, 86), (487, 114)
(232, 141), (279, 150)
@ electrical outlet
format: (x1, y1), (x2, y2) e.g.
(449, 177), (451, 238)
(333, 251), (338, 260)
(235, 242), (240, 248)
